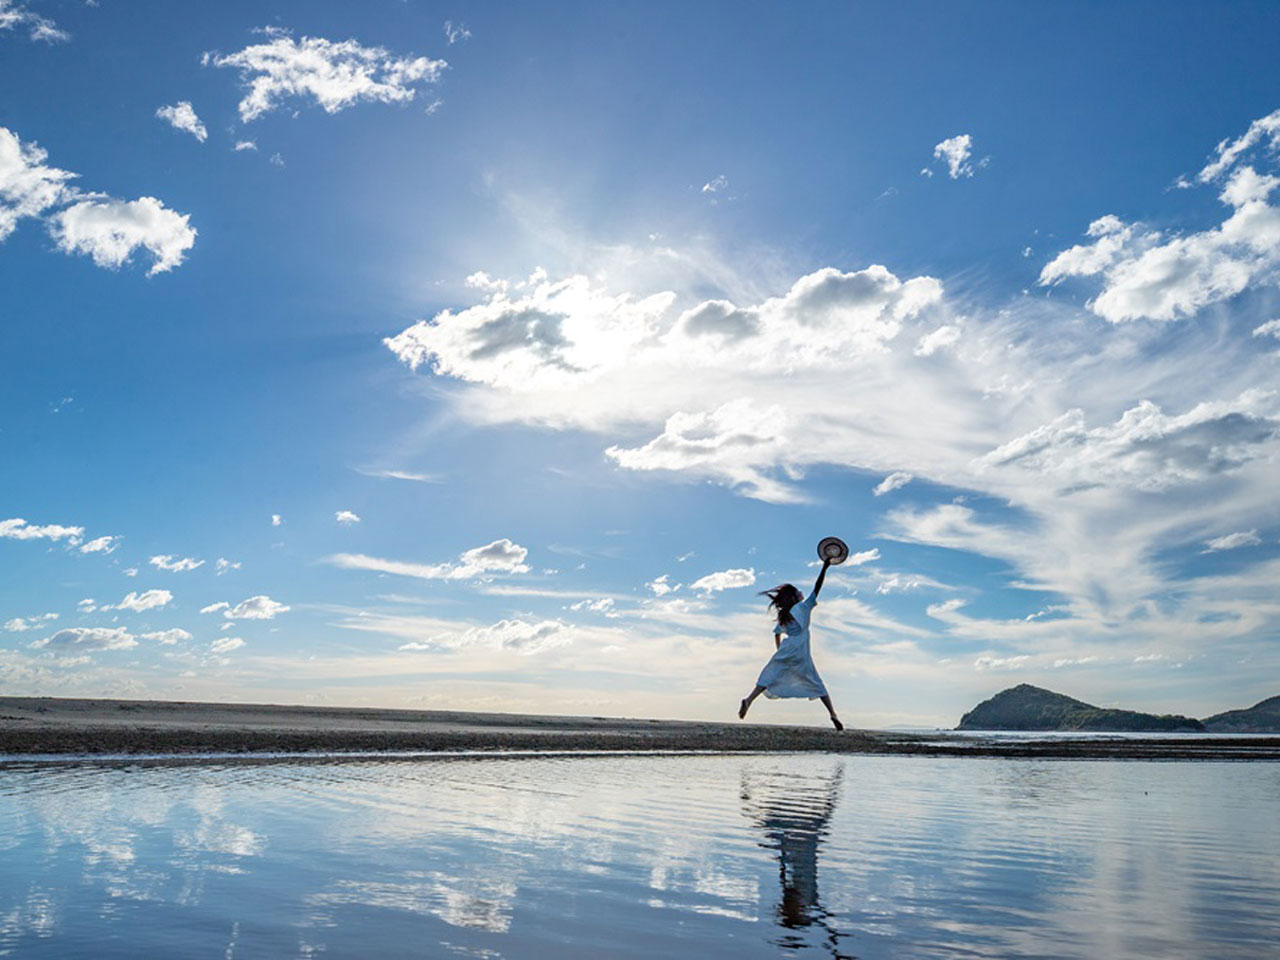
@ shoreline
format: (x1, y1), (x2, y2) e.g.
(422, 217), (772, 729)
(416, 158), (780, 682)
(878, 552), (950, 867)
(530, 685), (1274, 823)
(3, 696), (1278, 761)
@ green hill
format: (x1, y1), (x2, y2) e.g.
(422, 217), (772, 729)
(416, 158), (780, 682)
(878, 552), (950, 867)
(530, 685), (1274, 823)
(1202, 695), (1280, 732)
(958, 684), (1205, 732)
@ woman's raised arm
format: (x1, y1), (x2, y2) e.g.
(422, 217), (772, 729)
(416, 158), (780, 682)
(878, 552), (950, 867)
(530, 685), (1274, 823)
(811, 558), (831, 600)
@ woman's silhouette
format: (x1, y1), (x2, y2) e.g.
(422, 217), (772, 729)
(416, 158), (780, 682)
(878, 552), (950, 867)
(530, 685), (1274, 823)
(738, 556), (843, 730)
(742, 764), (853, 958)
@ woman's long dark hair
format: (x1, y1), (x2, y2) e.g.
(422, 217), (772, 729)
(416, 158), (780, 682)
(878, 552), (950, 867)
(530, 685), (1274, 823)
(761, 583), (803, 626)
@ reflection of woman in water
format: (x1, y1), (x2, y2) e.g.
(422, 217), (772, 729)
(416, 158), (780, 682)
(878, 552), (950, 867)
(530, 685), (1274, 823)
(742, 765), (850, 958)
(738, 557), (843, 730)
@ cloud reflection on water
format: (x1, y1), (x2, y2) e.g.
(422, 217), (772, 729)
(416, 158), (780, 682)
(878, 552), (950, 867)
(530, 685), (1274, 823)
(0, 756), (1277, 958)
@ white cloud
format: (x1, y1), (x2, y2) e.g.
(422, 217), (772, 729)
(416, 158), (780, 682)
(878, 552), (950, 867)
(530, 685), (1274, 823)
(932, 134), (975, 179)
(327, 538), (530, 582)
(1052, 656), (1099, 669)
(1202, 529), (1262, 553)
(443, 20), (470, 44)
(150, 554), (204, 572)
(0, 0), (67, 42)
(973, 654), (1031, 671)
(123, 567), (138, 577)
(78, 535), (120, 554)
(647, 574), (679, 596)
(106, 589), (173, 613)
(4, 613), (57, 632)
(701, 174), (728, 194)
(2, 127), (196, 272)
(1253, 319), (1280, 338)
(979, 391), (1278, 492)
(0, 517), (83, 543)
(1040, 201), (1280, 323)
(211, 636), (245, 654)
(271, 514), (283, 527)
(200, 602), (230, 614)
(873, 471), (912, 496)
(914, 324), (961, 357)
(378, 113), (1280, 690)
(1196, 108), (1280, 183)
(335, 510), (361, 525)
(0, 127), (75, 241)
(847, 548), (880, 566)
(50, 196), (196, 275)
(31, 627), (136, 652)
(1041, 109), (1280, 323)
(875, 573), (941, 594)
(206, 29), (447, 122)
(689, 567), (756, 593)
(215, 558), (241, 575)
(400, 618), (571, 655)
(142, 628), (192, 645)
(224, 596), (289, 620)
(155, 101), (207, 142)
(357, 467), (441, 483)
(234, 140), (257, 152)
(606, 399), (797, 503)
(1218, 166), (1280, 207)
(569, 598), (616, 615)
(269, 152), (285, 168)
(386, 273), (679, 391)
(77, 598), (96, 612)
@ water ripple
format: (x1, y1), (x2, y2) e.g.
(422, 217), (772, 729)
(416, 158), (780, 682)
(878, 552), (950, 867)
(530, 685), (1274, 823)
(0, 755), (1277, 958)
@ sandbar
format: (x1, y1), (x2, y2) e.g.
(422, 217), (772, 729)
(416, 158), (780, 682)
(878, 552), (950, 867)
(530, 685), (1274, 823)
(1, 696), (1277, 761)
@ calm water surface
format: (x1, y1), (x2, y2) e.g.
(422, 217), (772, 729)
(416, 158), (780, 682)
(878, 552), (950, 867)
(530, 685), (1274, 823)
(1, 754), (1277, 959)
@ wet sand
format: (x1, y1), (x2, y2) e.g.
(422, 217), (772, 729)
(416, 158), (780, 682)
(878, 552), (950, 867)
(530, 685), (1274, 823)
(1, 696), (1277, 760)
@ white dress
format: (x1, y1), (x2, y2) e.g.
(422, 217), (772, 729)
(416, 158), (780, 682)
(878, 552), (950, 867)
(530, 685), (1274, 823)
(756, 593), (828, 699)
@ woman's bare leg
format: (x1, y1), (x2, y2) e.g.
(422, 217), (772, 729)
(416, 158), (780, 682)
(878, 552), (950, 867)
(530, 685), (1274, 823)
(820, 695), (843, 731)
(739, 685), (766, 719)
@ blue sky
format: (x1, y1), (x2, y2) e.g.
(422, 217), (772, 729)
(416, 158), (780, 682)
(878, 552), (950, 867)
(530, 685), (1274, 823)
(3, 0), (1279, 727)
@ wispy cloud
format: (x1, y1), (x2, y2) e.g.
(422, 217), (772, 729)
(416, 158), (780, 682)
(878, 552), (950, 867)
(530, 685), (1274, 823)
(150, 555), (204, 572)
(0, 0), (68, 43)
(205, 28), (447, 122)
(4, 612), (58, 632)
(327, 538), (531, 582)
(1202, 529), (1262, 553)
(211, 636), (244, 654)
(104, 589), (173, 613)
(155, 101), (207, 142)
(79, 535), (120, 554)
(400, 618), (572, 655)
(443, 20), (470, 44)
(141, 628), (191, 645)
(356, 467), (442, 483)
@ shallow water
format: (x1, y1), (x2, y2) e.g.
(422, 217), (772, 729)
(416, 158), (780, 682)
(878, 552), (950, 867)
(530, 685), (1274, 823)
(1, 754), (1277, 959)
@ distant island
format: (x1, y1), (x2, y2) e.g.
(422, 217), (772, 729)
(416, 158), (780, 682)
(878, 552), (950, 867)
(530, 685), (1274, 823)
(1202, 695), (1280, 733)
(959, 684), (1205, 732)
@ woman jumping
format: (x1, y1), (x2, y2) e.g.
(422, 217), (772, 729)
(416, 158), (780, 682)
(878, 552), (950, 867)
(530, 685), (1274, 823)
(738, 556), (843, 730)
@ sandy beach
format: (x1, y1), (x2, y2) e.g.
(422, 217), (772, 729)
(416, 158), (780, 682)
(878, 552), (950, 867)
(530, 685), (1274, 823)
(2, 696), (1277, 761)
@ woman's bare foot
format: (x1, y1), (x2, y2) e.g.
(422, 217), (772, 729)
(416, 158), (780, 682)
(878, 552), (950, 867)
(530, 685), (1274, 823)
(829, 715), (843, 731)
(738, 699), (749, 720)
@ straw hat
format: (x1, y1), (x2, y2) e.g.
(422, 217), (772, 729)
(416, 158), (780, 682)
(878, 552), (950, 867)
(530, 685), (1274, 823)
(817, 536), (849, 564)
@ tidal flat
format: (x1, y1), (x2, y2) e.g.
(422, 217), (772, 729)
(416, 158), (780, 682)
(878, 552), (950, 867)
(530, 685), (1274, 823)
(2, 753), (1278, 959)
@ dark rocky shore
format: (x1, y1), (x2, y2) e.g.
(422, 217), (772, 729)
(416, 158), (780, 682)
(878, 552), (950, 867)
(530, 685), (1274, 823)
(2, 696), (1278, 762)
